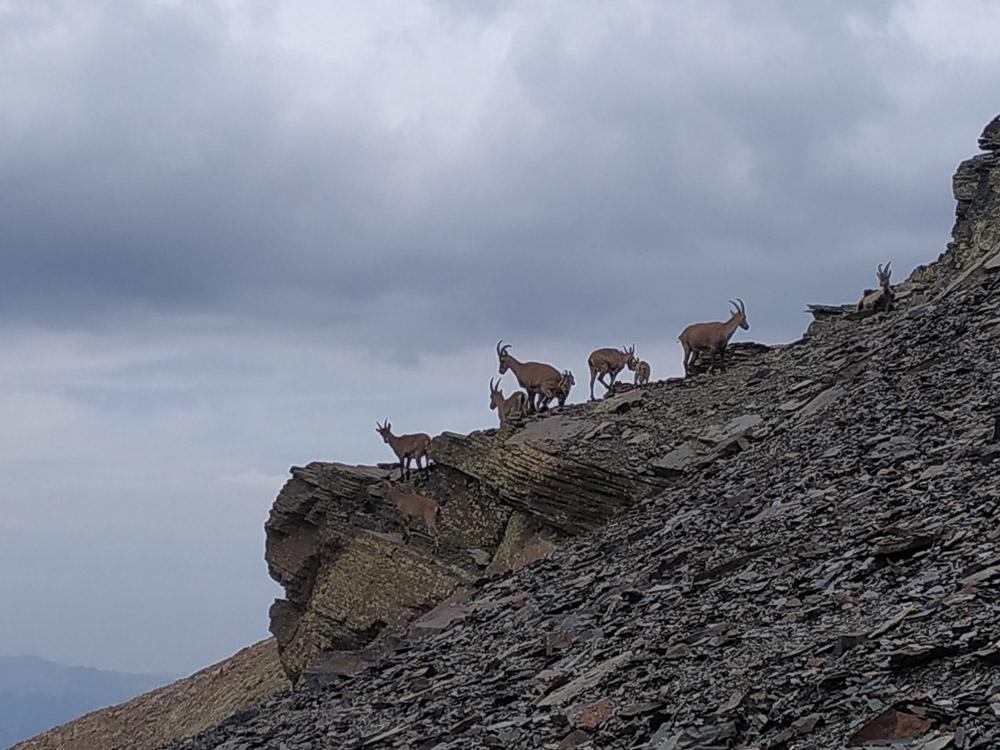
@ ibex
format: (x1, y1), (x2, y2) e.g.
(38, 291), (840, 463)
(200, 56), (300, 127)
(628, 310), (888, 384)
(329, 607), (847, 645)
(489, 378), (528, 427)
(375, 420), (431, 479)
(538, 369), (575, 410)
(496, 340), (562, 412)
(634, 360), (651, 386)
(556, 369), (575, 407)
(381, 480), (440, 552)
(587, 345), (638, 400)
(857, 261), (894, 314)
(678, 298), (749, 377)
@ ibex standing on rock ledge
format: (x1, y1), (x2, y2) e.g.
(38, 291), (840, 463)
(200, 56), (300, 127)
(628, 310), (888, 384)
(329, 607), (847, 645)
(538, 370), (575, 410)
(587, 345), (638, 400)
(375, 420), (431, 479)
(857, 261), (894, 314)
(634, 360), (651, 386)
(381, 480), (440, 552)
(489, 378), (528, 427)
(496, 340), (563, 413)
(679, 298), (749, 377)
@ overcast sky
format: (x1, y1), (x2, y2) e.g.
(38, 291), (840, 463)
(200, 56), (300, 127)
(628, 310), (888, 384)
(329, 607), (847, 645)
(1, 0), (998, 676)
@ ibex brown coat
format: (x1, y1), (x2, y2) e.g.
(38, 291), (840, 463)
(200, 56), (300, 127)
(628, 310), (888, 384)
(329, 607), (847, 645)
(496, 340), (562, 412)
(857, 261), (894, 314)
(587, 345), (637, 400)
(375, 420), (431, 479)
(678, 299), (749, 377)
(634, 360), (651, 386)
(538, 369), (575, 410)
(382, 480), (440, 552)
(489, 378), (528, 427)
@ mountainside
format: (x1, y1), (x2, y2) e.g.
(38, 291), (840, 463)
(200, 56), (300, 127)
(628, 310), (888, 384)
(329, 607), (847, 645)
(0, 656), (170, 749)
(24, 115), (1000, 750)
(163, 115), (1000, 750)
(12, 641), (288, 750)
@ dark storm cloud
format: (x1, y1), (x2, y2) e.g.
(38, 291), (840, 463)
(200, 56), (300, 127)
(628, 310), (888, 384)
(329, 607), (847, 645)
(2, 0), (996, 353)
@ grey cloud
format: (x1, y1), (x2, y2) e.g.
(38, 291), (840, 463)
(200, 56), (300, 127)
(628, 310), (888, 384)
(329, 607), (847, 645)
(3, 0), (993, 354)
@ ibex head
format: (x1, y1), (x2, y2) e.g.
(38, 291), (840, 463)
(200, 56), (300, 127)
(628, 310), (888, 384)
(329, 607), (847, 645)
(496, 340), (513, 374)
(489, 378), (503, 411)
(729, 298), (749, 331)
(375, 419), (392, 443)
(561, 370), (575, 388)
(623, 344), (638, 370)
(876, 261), (892, 290)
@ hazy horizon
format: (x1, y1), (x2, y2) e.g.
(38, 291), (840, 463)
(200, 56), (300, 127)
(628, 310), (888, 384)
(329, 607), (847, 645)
(3, 0), (1000, 676)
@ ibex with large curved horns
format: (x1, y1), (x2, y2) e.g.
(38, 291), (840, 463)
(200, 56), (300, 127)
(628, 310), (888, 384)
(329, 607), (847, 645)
(375, 420), (432, 479)
(857, 261), (894, 314)
(496, 340), (562, 412)
(678, 298), (749, 377)
(489, 378), (528, 427)
(587, 345), (638, 400)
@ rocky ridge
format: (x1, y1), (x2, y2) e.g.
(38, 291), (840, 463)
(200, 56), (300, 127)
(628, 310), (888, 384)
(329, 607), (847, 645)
(165, 115), (1000, 750)
(14, 640), (289, 750)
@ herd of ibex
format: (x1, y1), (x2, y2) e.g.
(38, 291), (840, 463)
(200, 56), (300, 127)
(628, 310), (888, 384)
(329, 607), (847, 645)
(376, 262), (896, 550)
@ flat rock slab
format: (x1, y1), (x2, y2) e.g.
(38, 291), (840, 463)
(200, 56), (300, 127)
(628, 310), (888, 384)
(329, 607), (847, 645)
(537, 652), (634, 708)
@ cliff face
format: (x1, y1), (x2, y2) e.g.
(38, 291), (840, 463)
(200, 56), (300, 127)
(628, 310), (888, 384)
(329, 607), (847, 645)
(912, 114), (1000, 290)
(168, 115), (1000, 750)
(265, 408), (671, 682)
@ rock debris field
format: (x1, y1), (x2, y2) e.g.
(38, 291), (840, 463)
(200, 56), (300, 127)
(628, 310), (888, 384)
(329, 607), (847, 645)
(168, 117), (1000, 750)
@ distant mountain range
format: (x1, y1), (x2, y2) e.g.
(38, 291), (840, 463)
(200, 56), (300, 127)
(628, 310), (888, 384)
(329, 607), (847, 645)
(0, 655), (172, 749)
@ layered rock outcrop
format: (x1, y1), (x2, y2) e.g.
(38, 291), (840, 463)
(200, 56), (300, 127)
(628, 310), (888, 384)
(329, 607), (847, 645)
(911, 114), (1000, 292)
(265, 407), (673, 681)
(169, 115), (1000, 749)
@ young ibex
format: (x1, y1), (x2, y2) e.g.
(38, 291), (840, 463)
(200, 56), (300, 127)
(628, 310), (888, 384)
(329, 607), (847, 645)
(556, 369), (575, 407)
(857, 261), (894, 314)
(678, 298), (749, 377)
(538, 369), (575, 410)
(381, 480), (440, 552)
(587, 345), (638, 400)
(634, 360), (651, 386)
(496, 340), (562, 412)
(375, 420), (431, 479)
(489, 378), (528, 427)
